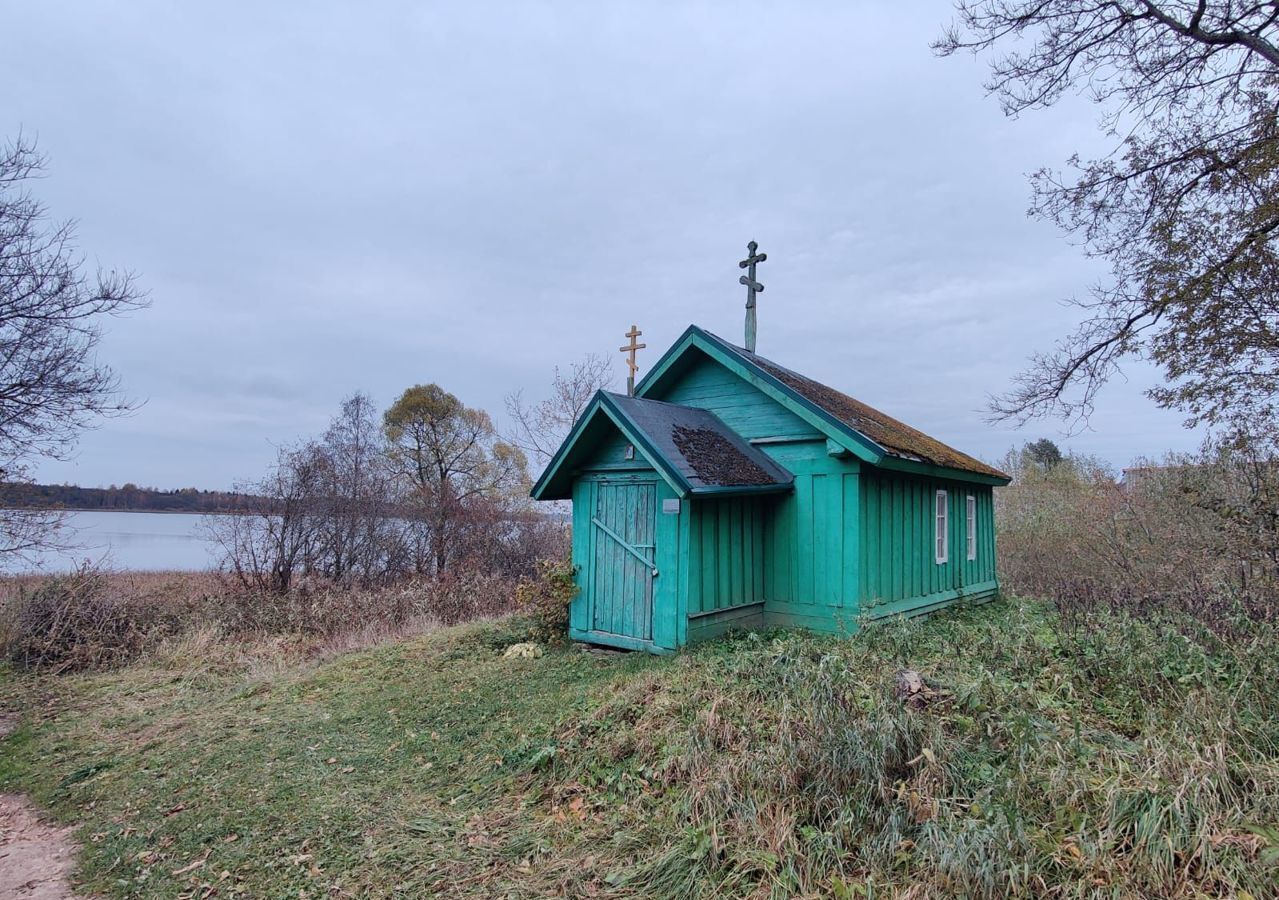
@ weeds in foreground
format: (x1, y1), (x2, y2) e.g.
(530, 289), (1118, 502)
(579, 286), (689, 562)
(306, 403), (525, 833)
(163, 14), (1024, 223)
(534, 601), (1279, 898)
(1, 597), (1277, 898)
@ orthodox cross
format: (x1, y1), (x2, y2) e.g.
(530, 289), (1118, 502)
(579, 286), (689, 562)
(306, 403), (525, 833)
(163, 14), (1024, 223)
(619, 324), (646, 396)
(738, 240), (766, 353)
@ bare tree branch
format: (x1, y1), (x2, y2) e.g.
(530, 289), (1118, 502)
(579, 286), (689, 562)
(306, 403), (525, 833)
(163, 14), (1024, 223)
(0, 136), (147, 561)
(503, 353), (614, 468)
(936, 2), (1279, 431)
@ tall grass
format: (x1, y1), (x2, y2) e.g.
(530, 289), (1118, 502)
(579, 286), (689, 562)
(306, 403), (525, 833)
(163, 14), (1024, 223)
(536, 601), (1279, 898)
(1, 596), (1275, 896)
(0, 567), (526, 672)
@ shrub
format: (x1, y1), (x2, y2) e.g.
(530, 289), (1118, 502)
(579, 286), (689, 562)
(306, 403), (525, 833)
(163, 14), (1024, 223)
(5, 567), (181, 673)
(419, 570), (522, 625)
(996, 440), (1279, 638)
(515, 558), (578, 645)
(213, 579), (411, 636)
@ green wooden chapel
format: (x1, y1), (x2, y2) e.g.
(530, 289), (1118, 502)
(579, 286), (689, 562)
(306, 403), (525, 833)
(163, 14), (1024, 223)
(530, 325), (1011, 653)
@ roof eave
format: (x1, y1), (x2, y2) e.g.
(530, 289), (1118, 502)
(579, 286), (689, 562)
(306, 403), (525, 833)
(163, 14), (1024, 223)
(600, 394), (696, 498)
(529, 391), (606, 501)
(874, 454), (1011, 486)
(688, 480), (795, 498)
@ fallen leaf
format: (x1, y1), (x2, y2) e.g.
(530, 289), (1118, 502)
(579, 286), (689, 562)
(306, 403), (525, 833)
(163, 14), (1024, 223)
(171, 852), (210, 876)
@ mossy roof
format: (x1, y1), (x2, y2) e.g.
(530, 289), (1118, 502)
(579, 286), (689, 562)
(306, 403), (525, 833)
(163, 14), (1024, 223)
(636, 326), (1011, 485)
(530, 390), (794, 501)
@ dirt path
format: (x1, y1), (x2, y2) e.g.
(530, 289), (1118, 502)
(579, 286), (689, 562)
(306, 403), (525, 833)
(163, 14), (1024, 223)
(0, 714), (87, 899)
(0, 795), (83, 899)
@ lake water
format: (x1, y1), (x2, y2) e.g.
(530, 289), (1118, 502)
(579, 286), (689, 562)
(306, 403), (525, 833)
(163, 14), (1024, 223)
(6, 510), (220, 573)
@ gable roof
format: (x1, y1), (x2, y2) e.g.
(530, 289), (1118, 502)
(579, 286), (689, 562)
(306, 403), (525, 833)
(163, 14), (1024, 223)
(530, 390), (794, 501)
(636, 326), (1011, 485)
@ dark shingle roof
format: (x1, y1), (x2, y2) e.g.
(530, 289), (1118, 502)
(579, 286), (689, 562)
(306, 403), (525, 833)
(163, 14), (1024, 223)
(699, 331), (1010, 481)
(606, 392), (793, 492)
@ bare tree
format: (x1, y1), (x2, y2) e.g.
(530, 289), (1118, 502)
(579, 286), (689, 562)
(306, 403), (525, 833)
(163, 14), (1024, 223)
(0, 136), (146, 561)
(936, 3), (1279, 433)
(206, 443), (325, 595)
(504, 353), (614, 469)
(311, 393), (401, 585)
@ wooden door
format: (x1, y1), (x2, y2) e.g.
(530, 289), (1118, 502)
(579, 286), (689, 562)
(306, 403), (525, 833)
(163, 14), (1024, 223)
(590, 480), (657, 640)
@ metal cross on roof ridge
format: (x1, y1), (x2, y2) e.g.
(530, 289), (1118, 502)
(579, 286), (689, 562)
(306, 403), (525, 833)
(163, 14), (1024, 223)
(738, 240), (766, 353)
(620, 324), (646, 396)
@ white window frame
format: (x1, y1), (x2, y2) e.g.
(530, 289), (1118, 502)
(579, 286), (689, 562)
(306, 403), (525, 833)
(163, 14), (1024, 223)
(934, 490), (949, 564)
(966, 494), (977, 561)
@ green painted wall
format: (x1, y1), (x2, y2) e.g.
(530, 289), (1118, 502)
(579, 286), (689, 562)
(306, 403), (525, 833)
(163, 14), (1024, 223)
(588, 431), (640, 467)
(649, 357), (864, 634)
(754, 441), (863, 633)
(659, 352), (821, 441)
(858, 469), (997, 619)
(684, 495), (771, 640)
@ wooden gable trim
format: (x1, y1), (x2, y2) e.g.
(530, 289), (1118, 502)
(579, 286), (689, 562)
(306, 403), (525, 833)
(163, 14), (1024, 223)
(635, 326), (885, 464)
(530, 391), (693, 501)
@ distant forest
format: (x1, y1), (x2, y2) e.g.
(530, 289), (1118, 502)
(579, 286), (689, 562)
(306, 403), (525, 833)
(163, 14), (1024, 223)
(0, 482), (266, 513)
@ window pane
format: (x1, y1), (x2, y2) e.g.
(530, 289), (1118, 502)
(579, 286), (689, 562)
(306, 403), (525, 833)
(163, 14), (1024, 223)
(966, 495), (977, 561)
(935, 490), (947, 563)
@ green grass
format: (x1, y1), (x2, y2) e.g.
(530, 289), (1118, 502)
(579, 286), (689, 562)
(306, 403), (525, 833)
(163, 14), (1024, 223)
(2, 599), (1279, 898)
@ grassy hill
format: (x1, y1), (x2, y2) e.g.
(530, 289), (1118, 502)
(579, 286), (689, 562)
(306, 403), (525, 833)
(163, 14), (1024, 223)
(2, 598), (1278, 898)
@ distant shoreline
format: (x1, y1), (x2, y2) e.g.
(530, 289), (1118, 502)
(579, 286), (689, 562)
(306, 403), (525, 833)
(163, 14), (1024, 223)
(0, 507), (246, 516)
(0, 482), (269, 516)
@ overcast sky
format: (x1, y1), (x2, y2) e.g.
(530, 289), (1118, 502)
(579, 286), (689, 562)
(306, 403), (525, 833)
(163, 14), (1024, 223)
(6, 1), (1201, 491)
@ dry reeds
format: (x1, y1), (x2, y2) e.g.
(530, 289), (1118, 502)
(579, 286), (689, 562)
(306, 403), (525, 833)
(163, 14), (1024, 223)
(0, 566), (526, 673)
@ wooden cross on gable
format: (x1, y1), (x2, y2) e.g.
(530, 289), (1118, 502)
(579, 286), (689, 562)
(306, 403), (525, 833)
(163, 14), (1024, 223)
(738, 240), (766, 353)
(620, 324), (646, 396)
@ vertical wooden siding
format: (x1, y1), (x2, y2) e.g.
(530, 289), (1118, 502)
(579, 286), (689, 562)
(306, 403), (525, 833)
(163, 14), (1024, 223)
(858, 470), (997, 611)
(758, 441), (862, 632)
(658, 354), (821, 441)
(686, 495), (768, 615)
(569, 476), (592, 635)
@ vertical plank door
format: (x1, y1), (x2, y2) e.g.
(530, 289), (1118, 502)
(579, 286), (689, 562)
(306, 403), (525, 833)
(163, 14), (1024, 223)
(590, 480), (657, 641)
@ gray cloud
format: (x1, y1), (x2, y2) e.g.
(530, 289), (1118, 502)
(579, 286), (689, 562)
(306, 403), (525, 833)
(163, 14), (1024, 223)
(5, 1), (1200, 489)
